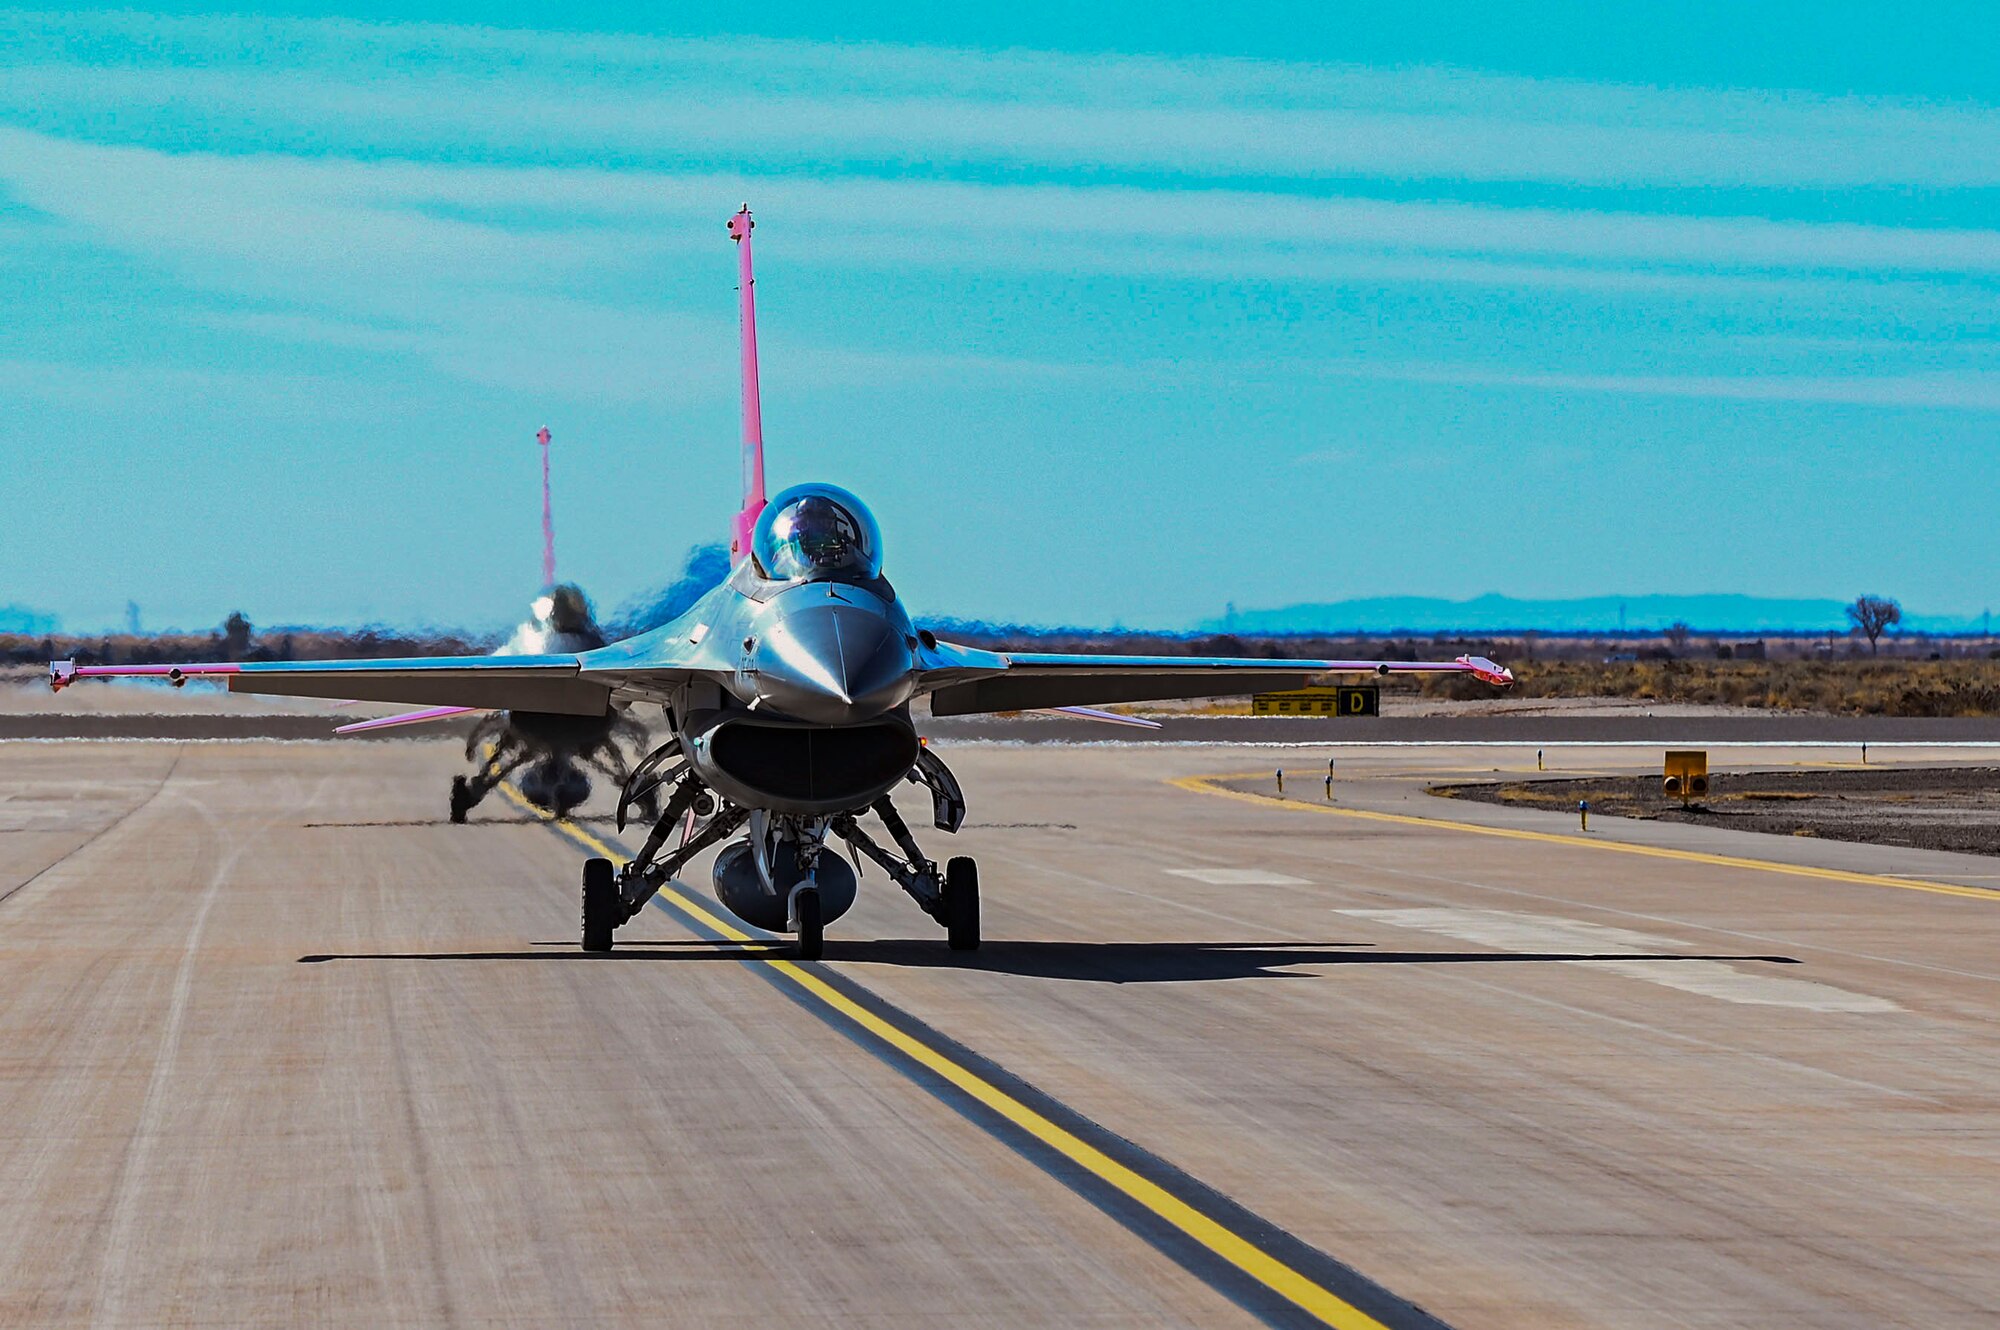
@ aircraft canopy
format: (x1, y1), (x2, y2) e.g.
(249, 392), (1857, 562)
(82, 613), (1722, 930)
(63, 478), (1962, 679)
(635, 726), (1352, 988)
(753, 484), (883, 581)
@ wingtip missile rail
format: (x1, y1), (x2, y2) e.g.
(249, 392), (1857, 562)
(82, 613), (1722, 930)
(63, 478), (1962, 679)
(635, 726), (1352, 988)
(50, 659), (241, 692)
(1456, 655), (1516, 687)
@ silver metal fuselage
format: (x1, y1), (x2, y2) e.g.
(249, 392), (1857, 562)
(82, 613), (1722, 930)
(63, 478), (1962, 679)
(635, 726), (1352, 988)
(591, 557), (924, 818)
(720, 564), (920, 726)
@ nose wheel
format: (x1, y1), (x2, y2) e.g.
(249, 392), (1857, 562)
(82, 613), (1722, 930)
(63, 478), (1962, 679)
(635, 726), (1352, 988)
(794, 887), (824, 960)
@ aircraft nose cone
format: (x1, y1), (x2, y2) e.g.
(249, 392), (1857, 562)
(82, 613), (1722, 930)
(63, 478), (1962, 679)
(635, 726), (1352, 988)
(752, 601), (915, 724)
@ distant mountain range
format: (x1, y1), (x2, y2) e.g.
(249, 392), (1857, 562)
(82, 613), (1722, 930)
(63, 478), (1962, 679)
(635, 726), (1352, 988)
(0, 604), (57, 635)
(1204, 595), (1991, 636)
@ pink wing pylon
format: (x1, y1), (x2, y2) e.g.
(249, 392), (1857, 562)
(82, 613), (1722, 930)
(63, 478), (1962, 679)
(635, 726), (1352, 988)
(333, 705), (487, 735)
(1031, 706), (1164, 729)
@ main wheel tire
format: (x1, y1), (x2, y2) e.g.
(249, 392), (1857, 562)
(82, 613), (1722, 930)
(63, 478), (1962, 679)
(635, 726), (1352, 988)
(944, 856), (980, 952)
(794, 887), (824, 961)
(582, 857), (617, 952)
(449, 776), (472, 824)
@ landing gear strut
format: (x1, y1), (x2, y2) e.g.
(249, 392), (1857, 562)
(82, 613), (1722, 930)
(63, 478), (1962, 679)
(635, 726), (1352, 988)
(453, 721), (534, 821)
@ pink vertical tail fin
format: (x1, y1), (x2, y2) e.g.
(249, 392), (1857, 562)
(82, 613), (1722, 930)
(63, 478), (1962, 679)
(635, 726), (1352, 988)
(728, 205), (767, 562)
(536, 426), (557, 589)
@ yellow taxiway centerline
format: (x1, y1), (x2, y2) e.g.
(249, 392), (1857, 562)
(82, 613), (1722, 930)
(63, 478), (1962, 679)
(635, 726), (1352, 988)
(496, 782), (1393, 1330)
(1172, 774), (1999, 903)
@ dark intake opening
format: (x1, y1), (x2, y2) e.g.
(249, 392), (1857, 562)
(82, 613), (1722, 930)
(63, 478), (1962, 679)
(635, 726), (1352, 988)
(710, 719), (918, 804)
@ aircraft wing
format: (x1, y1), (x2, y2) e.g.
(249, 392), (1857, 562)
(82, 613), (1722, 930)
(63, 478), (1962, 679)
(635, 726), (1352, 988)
(922, 649), (1512, 716)
(49, 653), (612, 717)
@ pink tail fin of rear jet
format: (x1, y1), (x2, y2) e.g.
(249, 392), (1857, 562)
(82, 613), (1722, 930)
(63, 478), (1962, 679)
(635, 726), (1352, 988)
(537, 426), (557, 590)
(728, 205), (767, 563)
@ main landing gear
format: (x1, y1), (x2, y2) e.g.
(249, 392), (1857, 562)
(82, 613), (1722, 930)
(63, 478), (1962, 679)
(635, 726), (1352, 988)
(943, 856), (979, 952)
(827, 750), (980, 953)
(582, 739), (982, 957)
(449, 775), (475, 825)
(582, 857), (618, 953)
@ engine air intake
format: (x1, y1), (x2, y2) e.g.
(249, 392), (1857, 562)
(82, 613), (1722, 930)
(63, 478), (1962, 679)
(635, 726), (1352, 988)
(709, 716), (919, 806)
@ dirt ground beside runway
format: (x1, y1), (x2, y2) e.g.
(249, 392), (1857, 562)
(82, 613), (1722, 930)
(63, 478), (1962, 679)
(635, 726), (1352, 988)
(1435, 766), (2000, 857)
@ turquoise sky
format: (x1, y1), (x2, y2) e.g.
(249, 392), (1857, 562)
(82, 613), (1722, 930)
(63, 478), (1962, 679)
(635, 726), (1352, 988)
(4, 4), (1997, 631)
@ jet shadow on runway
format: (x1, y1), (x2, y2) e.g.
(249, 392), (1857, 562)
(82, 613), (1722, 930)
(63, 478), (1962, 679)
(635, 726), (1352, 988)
(807, 940), (1802, 983)
(301, 816), (625, 829)
(297, 939), (1801, 983)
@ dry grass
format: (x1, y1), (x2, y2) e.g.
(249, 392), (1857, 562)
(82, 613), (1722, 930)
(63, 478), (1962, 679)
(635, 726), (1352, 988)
(1421, 659), (2000, 716)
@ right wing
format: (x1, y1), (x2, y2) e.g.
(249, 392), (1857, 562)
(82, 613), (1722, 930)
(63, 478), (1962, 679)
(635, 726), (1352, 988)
(922, 648), (1511, 716)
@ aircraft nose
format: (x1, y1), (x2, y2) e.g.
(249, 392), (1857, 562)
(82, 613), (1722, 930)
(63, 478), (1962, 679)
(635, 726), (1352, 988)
(751, 601), (915, 724)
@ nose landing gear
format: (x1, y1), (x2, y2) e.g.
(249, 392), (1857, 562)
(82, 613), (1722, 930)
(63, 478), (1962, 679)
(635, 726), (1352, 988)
(791, 885), (824, 961)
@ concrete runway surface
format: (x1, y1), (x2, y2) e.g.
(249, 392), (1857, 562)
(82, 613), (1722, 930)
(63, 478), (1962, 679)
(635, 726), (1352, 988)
(3, 738), (1999, 1328)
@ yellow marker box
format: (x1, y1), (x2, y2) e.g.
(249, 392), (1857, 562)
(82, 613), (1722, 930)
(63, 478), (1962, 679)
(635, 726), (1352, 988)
(1664, 749), (1709, 799)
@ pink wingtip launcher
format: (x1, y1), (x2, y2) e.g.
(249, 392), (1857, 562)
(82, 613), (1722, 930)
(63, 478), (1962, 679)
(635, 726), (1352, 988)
(727, 204), (767, 564)
(1456, 655), (1516, 687)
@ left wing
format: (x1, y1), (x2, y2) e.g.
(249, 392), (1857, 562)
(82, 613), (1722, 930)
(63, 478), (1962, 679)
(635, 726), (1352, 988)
(50, 653), (610, 716)
(49, 612), (732, 721)
(923, 650), (1511, 716)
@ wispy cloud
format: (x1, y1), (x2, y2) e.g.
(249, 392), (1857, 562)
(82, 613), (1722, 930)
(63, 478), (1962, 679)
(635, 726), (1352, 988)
(6, 11), (1999, 191)
(1310, 361), (2000, 411)
(8, 128), (1997, 292)
(5, 114), (1996, 412)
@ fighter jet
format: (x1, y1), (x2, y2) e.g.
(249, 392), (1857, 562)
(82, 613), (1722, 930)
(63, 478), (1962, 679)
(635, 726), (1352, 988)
(51, 207), (1513, 958)
(450, 583), (654, 820)
(328, 431), (654, 823)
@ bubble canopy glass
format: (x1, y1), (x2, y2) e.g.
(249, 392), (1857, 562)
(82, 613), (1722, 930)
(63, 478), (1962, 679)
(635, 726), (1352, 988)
(751, 484), (883, 581)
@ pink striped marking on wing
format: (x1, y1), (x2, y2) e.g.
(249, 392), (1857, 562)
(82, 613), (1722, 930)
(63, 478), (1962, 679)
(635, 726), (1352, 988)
(1031, 706), (1164, 729)
(76, 663), (240, 677)
(333, 706), (485, 735)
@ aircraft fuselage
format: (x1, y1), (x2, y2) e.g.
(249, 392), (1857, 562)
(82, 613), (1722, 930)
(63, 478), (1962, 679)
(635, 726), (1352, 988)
(666, 552), (925, 819)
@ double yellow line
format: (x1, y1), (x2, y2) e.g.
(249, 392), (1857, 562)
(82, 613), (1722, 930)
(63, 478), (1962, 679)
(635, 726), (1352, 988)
(498, 781), (1405, 1330)
(1172, 774), (1998, 903)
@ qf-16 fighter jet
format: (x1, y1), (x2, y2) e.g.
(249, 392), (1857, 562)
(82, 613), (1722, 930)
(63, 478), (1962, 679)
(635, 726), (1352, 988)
(51, 207), (1513, 958)
(442, 581), (654, 822)
(330, 429), (655, 823)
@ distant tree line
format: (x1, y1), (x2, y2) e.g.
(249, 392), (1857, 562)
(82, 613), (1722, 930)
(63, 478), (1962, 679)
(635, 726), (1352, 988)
(3, 590), (1983, 674)
(2, 614), (492, 669)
